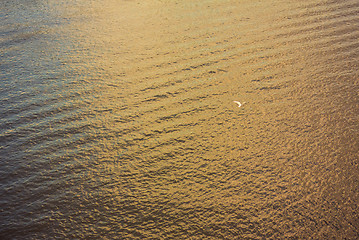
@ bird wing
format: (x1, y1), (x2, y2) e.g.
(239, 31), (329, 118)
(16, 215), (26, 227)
(233, 101), (242, 107)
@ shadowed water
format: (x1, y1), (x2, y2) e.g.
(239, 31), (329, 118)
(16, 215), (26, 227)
(1, 0), (358, 239)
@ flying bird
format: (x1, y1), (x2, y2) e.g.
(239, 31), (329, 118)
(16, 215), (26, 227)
(233, 101), (242, 108)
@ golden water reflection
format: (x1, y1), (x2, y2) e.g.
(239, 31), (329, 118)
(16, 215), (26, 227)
(1, 0), (358, 238)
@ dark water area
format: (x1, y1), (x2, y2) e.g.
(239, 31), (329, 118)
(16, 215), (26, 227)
(1, 0), (359, 239)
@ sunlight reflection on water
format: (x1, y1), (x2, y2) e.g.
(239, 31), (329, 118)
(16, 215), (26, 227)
(1, 0), (358, 239)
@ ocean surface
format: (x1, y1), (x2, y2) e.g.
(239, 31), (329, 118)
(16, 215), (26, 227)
(1, 0), (358, 239)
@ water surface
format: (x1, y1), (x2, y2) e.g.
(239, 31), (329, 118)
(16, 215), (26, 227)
(1, 0), (359, 239)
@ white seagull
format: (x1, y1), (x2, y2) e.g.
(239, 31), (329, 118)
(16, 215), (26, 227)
(233, 101), (243, 108)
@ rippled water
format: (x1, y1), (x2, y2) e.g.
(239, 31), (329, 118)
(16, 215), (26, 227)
(1, 0), (358, 239)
